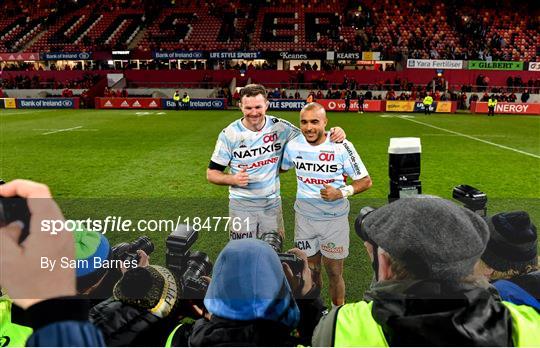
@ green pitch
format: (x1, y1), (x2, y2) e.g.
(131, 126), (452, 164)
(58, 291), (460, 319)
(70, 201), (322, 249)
(1, 109), (539, 303)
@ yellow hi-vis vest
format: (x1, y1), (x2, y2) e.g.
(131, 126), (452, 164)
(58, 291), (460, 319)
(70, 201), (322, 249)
(182, 95), (190, 103)
(0, 296), (33, 347)
(423, 96), (433, 105)
(332, 301), (540, 347)
(173, 94), (180, 101)
(488, 98), (498, 107)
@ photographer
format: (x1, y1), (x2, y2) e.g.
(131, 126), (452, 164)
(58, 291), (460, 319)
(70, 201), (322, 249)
(166, 239), (324, 346)
(0, 179), (105, 346)
(477, 211), (539, 308)
(312, 196), (540, 346)
(0, 291), (33, 347)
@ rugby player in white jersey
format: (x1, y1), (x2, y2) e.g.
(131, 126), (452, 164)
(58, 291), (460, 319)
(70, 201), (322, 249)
(207, 84), (345, 241)
(281, 102), (372, 306)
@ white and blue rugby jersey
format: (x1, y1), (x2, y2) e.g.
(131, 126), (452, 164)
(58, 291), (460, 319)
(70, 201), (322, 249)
(281, 134), (368, 219)
(211, 115), (300, 210)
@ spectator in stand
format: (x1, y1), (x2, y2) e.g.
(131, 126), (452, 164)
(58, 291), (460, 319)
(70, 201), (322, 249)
(325, 90), (332, 99)
(61, 87), (73, 98)
(316, 90), (323, 99)
(357, 92), (365, 114)
(294, 91), (301, 99)
(344, 90), (351, 112)
(0, 88), (4, 98)
(365, 90), (373, 100)
(121, 88), (128, 98)
(459, 92), (467, 110)
(469, 93), (479, 108)
(508, 92), (517, 103)
(80, 90), (89, 108)
(386, 90), (396, 101)
(521, 89), (530, 103)
(232, 89), (240, 106)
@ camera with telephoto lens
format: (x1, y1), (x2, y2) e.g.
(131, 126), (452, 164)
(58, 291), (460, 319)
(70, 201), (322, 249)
(166, 224), (212, 300)
(112, 236), (155, 264)
(259, 231), (305, 279)
(354, 206), (377, 243)
(452, 184), (488, 217)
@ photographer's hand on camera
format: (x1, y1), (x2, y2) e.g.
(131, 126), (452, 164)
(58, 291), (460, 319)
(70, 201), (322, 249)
(120, 249), (150, 273)
(282, 248), (315, 298)
(0, 179), (75, 309)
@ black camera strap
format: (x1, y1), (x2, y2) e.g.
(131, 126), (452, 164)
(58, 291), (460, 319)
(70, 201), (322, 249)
(372, 243), (380, 282)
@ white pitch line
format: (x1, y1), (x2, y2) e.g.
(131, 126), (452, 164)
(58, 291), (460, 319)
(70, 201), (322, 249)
(42, 126), (83, 135)
(397, 116), (540, 159)
(1, 110), (57, 116)
(422, 133), (507, 137)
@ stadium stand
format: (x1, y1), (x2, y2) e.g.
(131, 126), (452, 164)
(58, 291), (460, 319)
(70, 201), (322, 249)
(0, 0), (538, 105)
(0, 0), (535, 59)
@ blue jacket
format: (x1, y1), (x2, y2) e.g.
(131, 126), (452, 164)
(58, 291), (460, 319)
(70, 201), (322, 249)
(493, 279), (540, 310)
(25, 298), (105, 347)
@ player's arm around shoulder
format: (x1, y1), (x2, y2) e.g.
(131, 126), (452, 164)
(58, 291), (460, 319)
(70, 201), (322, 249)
(280, 140), (295, 173)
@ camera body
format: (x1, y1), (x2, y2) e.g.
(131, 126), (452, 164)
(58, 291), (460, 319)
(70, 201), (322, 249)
(112, 236), (155, 264)
(0, 181), (31, 243)
(166, 224), (212, 300)
(259, 232), (305, 279)
(452, 184), (488, 217)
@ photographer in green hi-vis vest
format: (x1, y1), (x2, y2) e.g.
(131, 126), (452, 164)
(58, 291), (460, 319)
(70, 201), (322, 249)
(0, 291), (32, 347)
(311, 196), (540, 347)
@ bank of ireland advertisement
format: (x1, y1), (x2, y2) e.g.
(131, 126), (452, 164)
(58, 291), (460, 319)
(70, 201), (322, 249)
(16, 98), (80, 109)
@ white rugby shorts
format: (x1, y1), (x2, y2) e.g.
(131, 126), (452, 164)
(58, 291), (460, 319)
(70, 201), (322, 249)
(229, 205), (284, 241)
(294, 213), (349, 259)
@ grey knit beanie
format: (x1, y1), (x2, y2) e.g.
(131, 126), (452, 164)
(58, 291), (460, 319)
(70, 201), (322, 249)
(363, 195), (490, 280)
